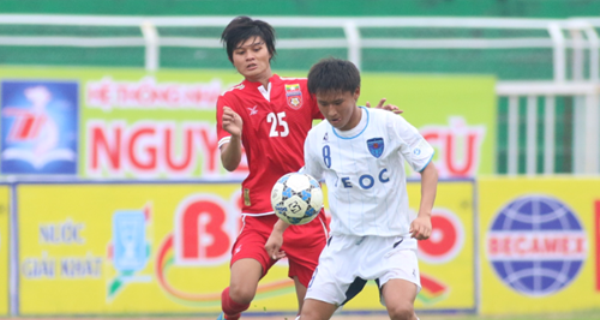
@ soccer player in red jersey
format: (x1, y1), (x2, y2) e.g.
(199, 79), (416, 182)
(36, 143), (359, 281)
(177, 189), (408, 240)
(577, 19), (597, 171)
(216, 16), (399, 320)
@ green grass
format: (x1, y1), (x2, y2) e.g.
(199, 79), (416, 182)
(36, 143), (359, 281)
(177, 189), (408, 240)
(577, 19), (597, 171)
(422, 310), (600, 320)
(12, 311), (600, 320)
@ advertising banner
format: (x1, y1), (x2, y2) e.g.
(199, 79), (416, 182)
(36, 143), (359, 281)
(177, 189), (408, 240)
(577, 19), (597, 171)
(343, 180), (476, 312)
(18, 183), (249, 314)
(17, 180), (474, 315)
(359, 74), (496, 178)
(479, 178), (600, 314)
(0, 67), (246, 180)
(0, 67), (495, 180)
(0, 185), (9, 316)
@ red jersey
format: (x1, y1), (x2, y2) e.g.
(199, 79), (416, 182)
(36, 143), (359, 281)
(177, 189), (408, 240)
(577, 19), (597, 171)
(216, 74), (323, 215)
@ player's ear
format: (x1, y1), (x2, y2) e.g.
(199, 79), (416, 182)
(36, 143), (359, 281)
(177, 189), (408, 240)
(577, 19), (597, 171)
(353, 87), (361, 101)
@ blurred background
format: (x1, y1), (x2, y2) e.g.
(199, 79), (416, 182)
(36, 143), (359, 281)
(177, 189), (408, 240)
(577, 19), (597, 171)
(0, 0), (599, 319)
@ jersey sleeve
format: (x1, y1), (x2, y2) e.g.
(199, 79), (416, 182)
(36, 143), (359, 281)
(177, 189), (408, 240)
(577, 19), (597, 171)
(391, 115), (435, 172)
(302, 131), (323, 181)
(216, 95), (232, 149)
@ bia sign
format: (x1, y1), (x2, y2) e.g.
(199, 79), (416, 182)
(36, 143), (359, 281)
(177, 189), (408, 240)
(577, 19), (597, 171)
(420, 117), (485, 178)
(173, 192), (242, 266)
(487, 195), (587, 296)
(85, 120), (248, 179)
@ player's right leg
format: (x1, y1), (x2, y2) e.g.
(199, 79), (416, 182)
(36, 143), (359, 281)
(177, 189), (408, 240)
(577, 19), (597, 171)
(283, 211), (328, 312)
(299, 298), (337, 320)
(220, 258), (263, 320)
(220, 216), (276, 320)
(221, 258), (263, 320)
(301, 234), (366, 320)
(228, 258), (263, 305)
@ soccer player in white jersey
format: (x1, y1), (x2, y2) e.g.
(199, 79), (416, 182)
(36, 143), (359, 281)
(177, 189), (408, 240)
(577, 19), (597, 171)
(265, 58), (438, 320)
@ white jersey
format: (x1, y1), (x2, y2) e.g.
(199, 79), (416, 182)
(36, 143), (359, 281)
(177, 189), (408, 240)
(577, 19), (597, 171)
(303, 107), (434, 242)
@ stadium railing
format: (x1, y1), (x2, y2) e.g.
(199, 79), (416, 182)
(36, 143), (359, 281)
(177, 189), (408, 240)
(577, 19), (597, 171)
(0, 15), (599, 175)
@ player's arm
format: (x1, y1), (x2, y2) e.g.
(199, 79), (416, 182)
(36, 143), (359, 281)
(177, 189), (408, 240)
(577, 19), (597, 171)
(219, 106), (243, 171)
(393, 115), (437, 240)
(265, 219), (290, 260)
(366, 98), (403, 114)
(411, 162), (438, 240)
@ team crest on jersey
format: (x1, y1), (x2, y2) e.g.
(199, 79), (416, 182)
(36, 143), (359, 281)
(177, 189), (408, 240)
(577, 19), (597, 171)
(367, 138), (384, 158)
(285, 84), (303, 109)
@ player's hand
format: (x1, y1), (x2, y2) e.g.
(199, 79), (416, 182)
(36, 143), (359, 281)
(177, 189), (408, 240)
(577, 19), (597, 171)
(410, 215), (432, 240)
(222, 106), (243, 137)
(366, 98), (403, 114)
(265, 231), (286, 260)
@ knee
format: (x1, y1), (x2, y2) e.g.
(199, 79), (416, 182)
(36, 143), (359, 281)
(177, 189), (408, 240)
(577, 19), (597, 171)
(388, 302), (414, 320)
(228, 284), (256, 305)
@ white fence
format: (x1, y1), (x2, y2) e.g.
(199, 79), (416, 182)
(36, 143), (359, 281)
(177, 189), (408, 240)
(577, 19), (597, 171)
(0, 15), (599, 174)
(496, 82), (600, 175)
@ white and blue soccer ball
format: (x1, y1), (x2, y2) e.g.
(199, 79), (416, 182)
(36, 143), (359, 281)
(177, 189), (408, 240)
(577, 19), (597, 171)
(271, 173), (323, 225)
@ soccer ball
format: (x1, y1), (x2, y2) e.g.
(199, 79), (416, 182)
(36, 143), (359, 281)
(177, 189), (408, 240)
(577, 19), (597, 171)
(271, 173), (323, 225)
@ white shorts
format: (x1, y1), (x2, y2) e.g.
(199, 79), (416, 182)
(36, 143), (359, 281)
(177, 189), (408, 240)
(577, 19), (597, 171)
(305, 234), (421, 307)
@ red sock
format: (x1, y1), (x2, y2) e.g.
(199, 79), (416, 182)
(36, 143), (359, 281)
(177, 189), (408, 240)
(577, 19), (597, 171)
(221, 287), (250, 320)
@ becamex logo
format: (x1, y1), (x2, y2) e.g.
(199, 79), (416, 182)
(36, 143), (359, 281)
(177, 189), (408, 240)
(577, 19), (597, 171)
(0, 81), (78, 174)
(487, 195), (587, 296)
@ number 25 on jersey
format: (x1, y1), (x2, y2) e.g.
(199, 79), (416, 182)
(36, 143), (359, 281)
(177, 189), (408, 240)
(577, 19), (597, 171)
(267, 112), (289, 137)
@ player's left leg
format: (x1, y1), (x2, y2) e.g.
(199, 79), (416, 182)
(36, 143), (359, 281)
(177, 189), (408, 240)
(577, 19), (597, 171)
(381, 278), (419, 320)
(292, 276), (307, 311)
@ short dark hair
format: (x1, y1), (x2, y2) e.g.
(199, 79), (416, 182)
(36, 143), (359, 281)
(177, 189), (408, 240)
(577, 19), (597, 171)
(221, 16), (276, 62)
(307, 58), (361, 95)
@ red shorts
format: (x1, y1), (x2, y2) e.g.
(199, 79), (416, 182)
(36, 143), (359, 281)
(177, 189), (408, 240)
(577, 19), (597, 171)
(230, 211), (328, 287)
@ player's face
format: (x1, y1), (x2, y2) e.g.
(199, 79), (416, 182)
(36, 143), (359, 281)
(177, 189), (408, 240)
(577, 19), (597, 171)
(316, 88), (361, 131)
(231, 36), (272, 81)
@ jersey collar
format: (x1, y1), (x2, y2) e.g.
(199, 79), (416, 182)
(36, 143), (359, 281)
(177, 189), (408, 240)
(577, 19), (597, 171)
(243, 74), (280, 102)
(242, 73), (280, 88)
(332, 106), (370, 140)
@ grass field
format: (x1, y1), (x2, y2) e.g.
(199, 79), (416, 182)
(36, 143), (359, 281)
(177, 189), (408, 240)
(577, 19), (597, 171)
(421, 311), (600, 320)
(13, 311), (600, 320)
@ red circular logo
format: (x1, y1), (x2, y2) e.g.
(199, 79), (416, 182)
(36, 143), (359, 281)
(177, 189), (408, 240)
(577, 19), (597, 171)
(418, 209), (464, 264)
